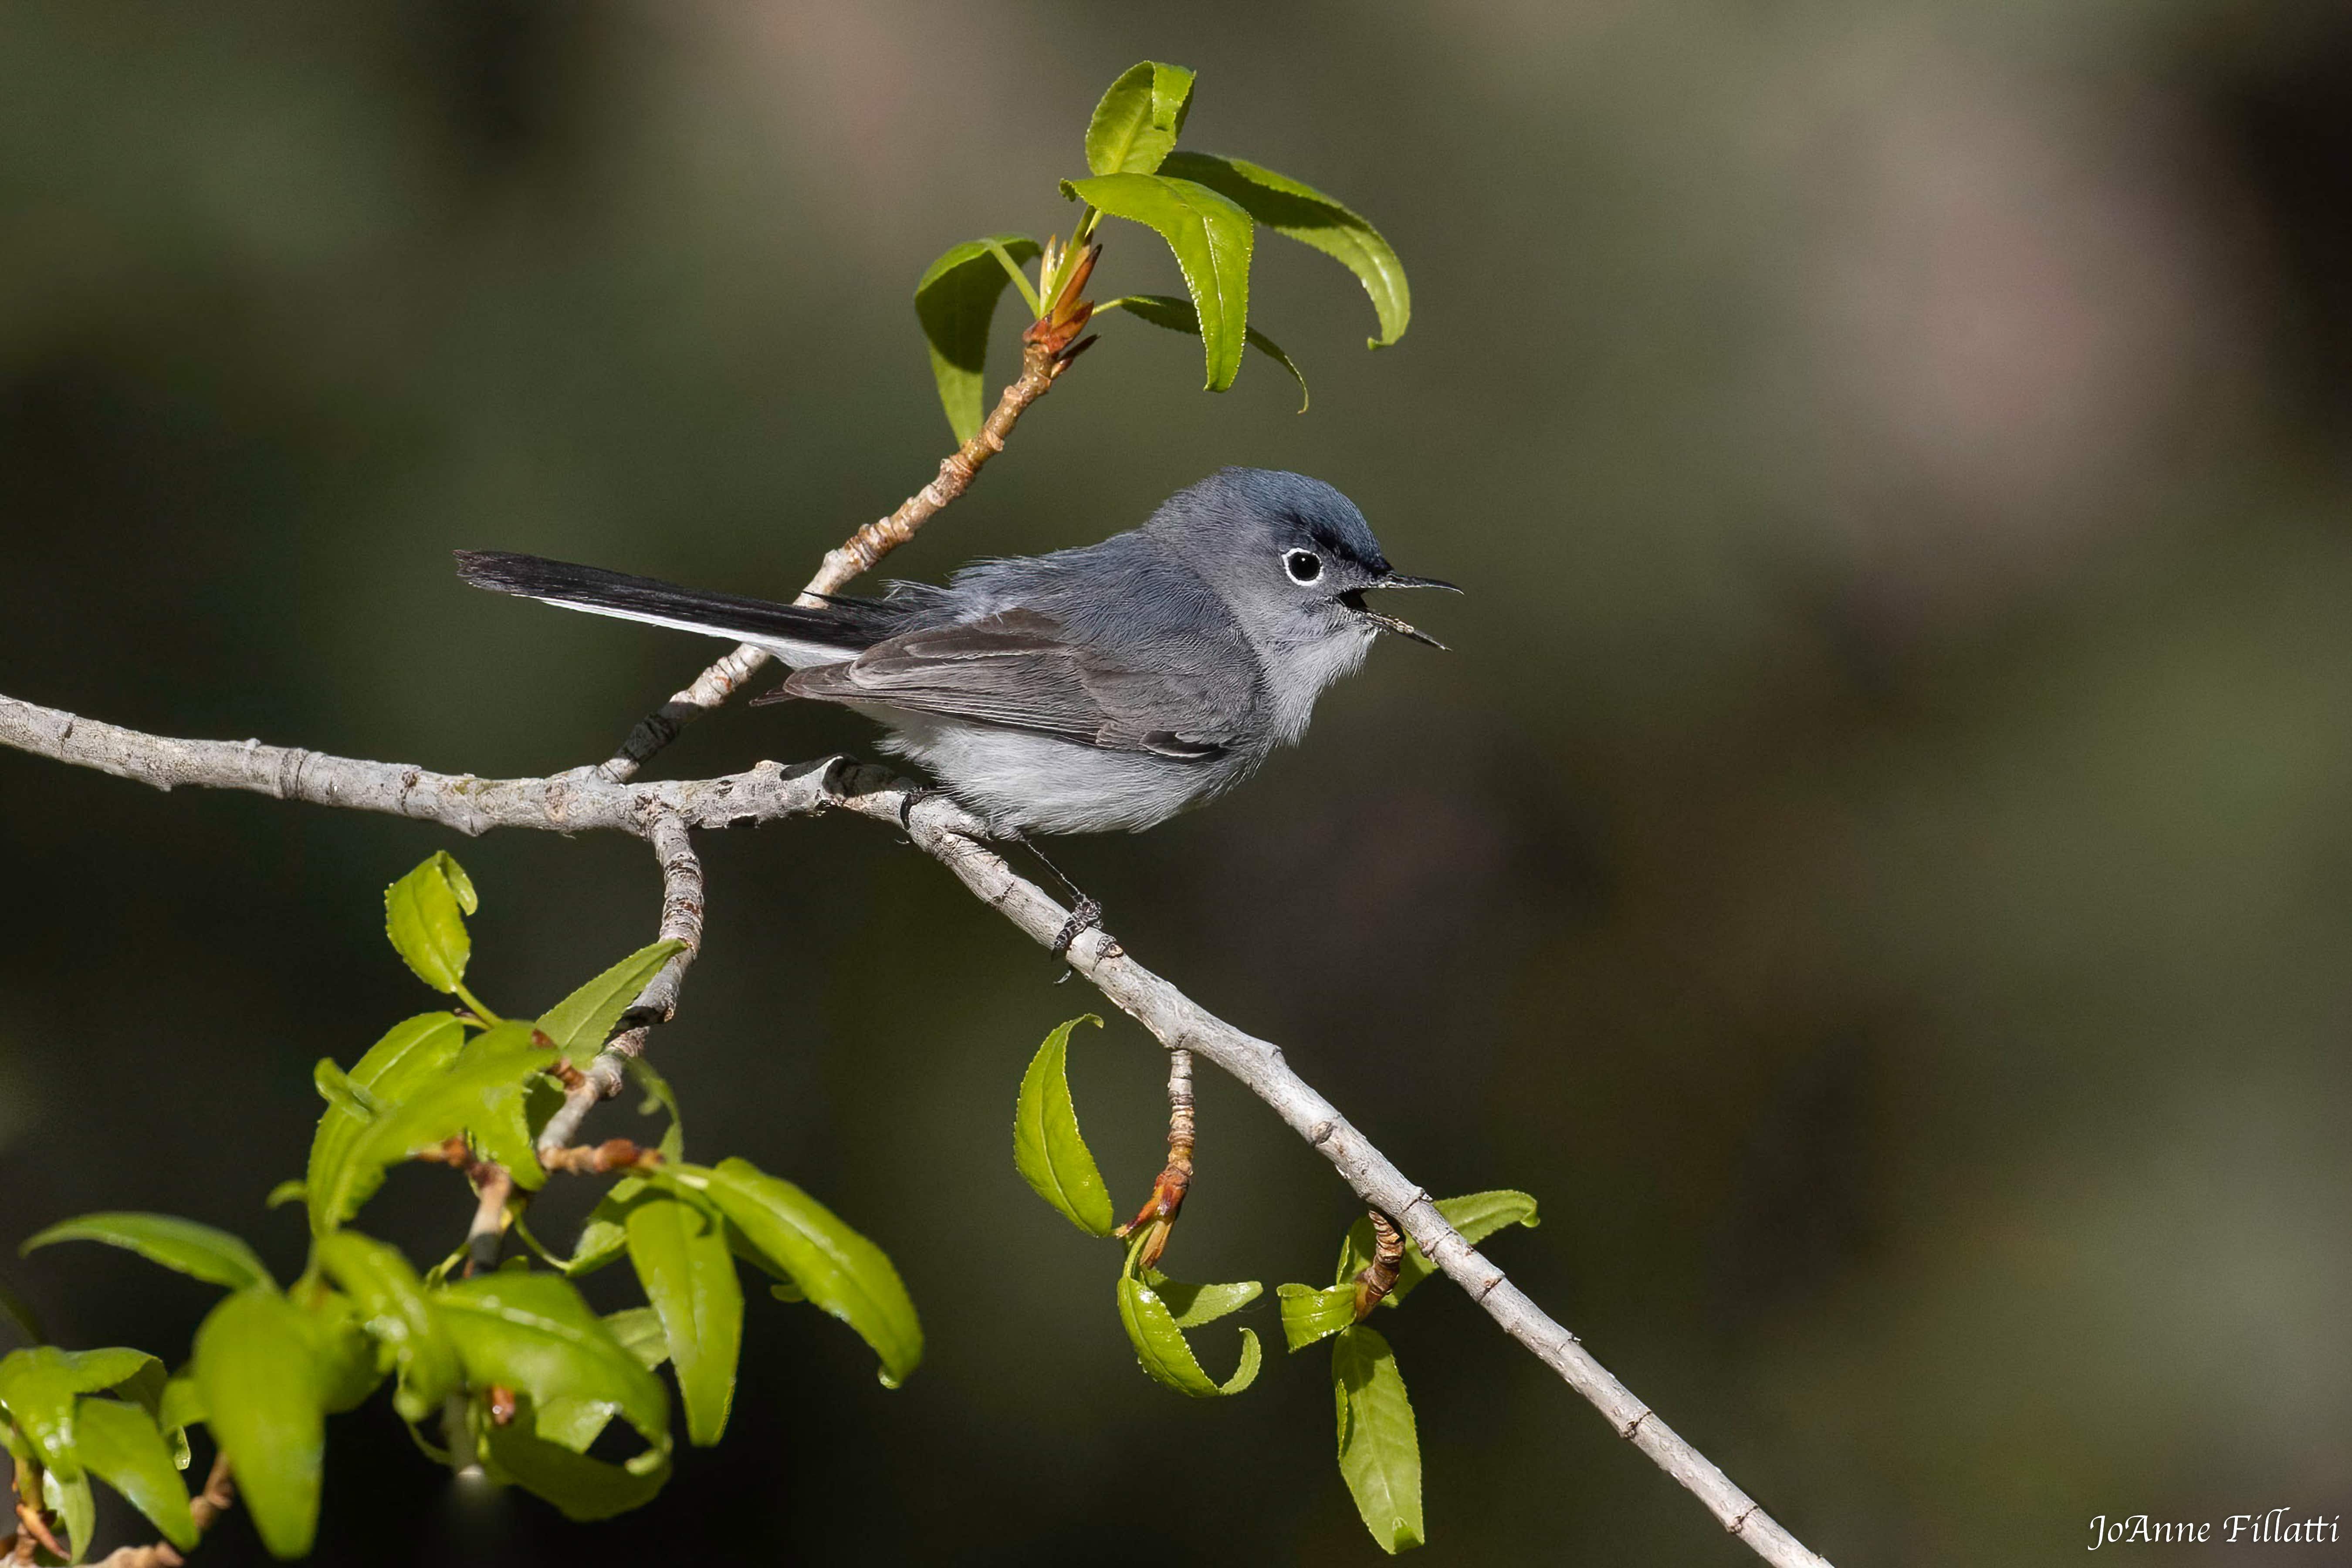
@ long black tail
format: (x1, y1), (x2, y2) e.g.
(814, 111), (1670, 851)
(454, 550), (906, 661)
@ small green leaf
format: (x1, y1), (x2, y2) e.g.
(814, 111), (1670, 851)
(1335, 1190), (1540, 1308)
(0, 1346), (161, 1481)
(1113, 1275), (1259, 1397)
(20, 1213), (273, 1293)
(1103, 294), (1307, 409)
(193, 1289), (325, 1558)
(1276, 1282), (1357, 1352)
(43, 1464), (93, 1563)
(311, 1059), (379, 1123)
(434, 1273), (668, 1453)
(915, 234), (1045, 444)
(666, 1159), (921, 1389)
(264, 1180), (307, 1210)
(620, 1190), (742, 1446)
(627, 1057), (687, 1162)
(315, 1232), (458, 1423)
(304, 1293), (389, 1414)
(384, 852), (477, 994)
(1160, 151), (1409, 348)
(1142, 1270), (1261, 1328)
(305, 1013), (467, 1236)
(482, 1408), (668, 1521)
(1333, 1325), (1423, 1553)
(73, 1396), (198, 1550)
(1084, 61), (1196, 176)
(535, 940), (688, 1067)
(1012, 1015), (1114, 1237)
(157, 1371), (204, 1435)
(1061, 172), (1254, 391)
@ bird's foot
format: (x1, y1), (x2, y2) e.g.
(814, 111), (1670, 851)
(896, 784), (947, 833)
(1049, 895), (1105, 975)
(1113, 1159), (1192, 1271)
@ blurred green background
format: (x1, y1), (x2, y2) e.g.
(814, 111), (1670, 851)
(5, 2), (2351, 1562)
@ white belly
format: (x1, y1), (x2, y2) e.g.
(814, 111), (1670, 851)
(861, 709), (1261, 835)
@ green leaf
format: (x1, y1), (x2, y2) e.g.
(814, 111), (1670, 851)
(1103, 294), (1307, 410)
(264, 1179), (307, 1210)
(384, 851), (477, 994)
(339, 1021), (553, 1207)
(193, 1289), (324, 1558)
(1084, 61), (1196, 176)
(1276, 1282), (1357, 1352)
(73, 1396), (198, 1550)
(535, 940), (687, 1067)
(1142, 1270), (1261, 1328)
(915, 234), (1044, 444)
(1011, 1015), (1114, 1237)
(1160, 151), (1409, 348)
(1061, 172), (1254, 391)
(43, 1464), (93, 1563)
(1333, 1325), (1423, 1552)
(305, 1013), (467, 1236)
(667, 1159), (921, 1389)
(304, 1293), (389, 1415)
(627, 1057), (686, 1162)
(157, 1371), (204, 1434)
(20, 1213), (272, 1293)
(620, 1191), (742, 1446)
(315, 1233), (458, 1423)
(0, 1346), (161, 1481)
(482, 1409), (668, 1521)
(1113, 1275), (1259, 1397)
(1336, 1190), (1540, 1308)
(434, 1273), (668, 1453)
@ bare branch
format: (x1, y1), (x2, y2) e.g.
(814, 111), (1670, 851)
(538, 810), (706, 1155)
(593, 252), (1101, 783)
(0, 696), (1832, 1567)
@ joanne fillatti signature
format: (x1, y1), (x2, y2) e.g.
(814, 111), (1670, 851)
(2088, 1511), (2341, 1549)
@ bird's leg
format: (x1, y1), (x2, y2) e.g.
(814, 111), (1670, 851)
(896, 784), (948, 832)
(1115, 1047), (1195, 1269)
(1006, 832), (1109, 965)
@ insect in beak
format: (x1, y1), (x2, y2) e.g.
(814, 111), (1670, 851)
(1341, 576), (1460, 650)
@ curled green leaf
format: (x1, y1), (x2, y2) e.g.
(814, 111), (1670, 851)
(20, 1213), (274, 1293)
(1334, 1324), (1423, 1553)
(1101, 294), (1307, 410)
(1061, 172), (1254, 391)
(1276, 1282), (1357, 1352)
(305, 1012), (466, 1237)
(1114, 1275), (1260, 1398)
(1142, 1270), (1261, 1329)
(482, 1408), (669, 1521)
(1012, 1015), (1114, 1237)
(43, 1465), (93, 1563)
(1084, 61), (1196, 176)
(314, 1232), (458, 1423)
(915, 234), (1044, 444)
(74, 1396), (198, 1550)
(535, 939), (688, 1067)
(1336, 1190), (1540, 1308)
(383, 852), (477, 994)
(0, 1345), (162, 1482)
(1160, 151), (1409, 348)
(434, 1272), (669, 1455)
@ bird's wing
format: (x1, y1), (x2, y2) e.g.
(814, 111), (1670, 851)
(782, 608), (1252, 757)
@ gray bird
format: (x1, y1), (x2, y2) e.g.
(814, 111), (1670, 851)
(455, 468), (1454, 841)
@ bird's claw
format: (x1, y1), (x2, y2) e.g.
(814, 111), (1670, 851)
(1049, 896), (1107, 980)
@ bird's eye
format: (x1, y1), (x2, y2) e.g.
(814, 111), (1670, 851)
(1284, 550), (1323, 584)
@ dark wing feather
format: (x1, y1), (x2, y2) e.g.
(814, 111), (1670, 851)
(783, 609), (1249, 757)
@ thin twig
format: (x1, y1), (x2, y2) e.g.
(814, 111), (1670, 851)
(592, 244), (1100, 783)
(0, 700), (1833, 1568)
(537, 810), (705, 1156)
(1114, 1046), (1195, 1269)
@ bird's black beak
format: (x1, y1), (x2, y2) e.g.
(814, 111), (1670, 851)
(1344, 574), (1462, 650)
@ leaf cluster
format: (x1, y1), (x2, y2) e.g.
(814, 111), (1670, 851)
(914, 60), (1409, 440)
(7, 853), (922, 1560)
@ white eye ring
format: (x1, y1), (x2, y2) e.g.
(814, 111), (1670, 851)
(1284, 549), (1323, 584)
